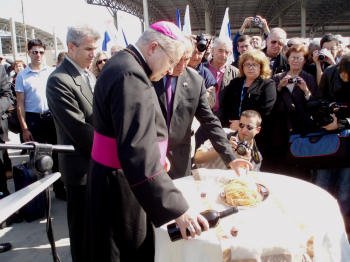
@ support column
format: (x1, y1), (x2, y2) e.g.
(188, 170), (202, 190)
(204, 8), (211, 34)
(301, 0), (306, 38)
(0, 37), (3, 56)
(53, 28), (58, 63)
(113, 11), (118, 31)
(9, 18), (17, 60)
(278, 17), (282, 28)
(142, 0), (149, 30)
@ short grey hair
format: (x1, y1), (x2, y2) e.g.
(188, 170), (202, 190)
(268, 28), (287, 42)
(66, 25), (100, 46)
(212, 37), (232, 50)
(136, 28), (185, 62)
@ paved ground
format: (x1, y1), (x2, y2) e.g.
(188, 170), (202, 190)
(0, 132), (72, 262)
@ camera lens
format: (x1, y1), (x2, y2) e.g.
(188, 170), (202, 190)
(236, 142), (248, 156)
(196, 34), (208, 52)
(318, 54), (325, 61)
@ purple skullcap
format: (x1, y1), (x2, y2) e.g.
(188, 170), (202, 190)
(150, 21), (183, 40)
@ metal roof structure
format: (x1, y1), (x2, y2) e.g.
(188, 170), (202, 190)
(87, 0), (350, 38)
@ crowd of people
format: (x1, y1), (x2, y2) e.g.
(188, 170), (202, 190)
(0, 15), (349, 261)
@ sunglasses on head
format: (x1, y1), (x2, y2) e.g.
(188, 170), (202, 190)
(238, 123), (256, 131)
(31, 50), (45, 55)
(97, 58), (108, 65)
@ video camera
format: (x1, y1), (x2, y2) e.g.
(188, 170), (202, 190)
(308, 100), (349, 127)
(196, 34), (209, 52)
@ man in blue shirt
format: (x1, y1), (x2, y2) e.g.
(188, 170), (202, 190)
(15, 39), (65, 200)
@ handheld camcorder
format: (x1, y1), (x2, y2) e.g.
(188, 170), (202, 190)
(308, 100), (349, 127)
(252, 17), (263, 28)
(196, 34), (209, 52)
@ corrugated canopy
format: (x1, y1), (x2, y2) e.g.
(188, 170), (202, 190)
(87, 0), (350, 38)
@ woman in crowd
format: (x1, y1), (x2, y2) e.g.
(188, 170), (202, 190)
(268, 44), (318, 177)
(10, 60), (26, 94)
(273, 44), (318, 135)
(219, 49), (276, 167)
(219, 49), (276, 129)
(91, 51), (109, 78)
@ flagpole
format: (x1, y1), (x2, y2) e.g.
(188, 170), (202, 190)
(142, 0), (149, 30)
(21, 0), (28, 63)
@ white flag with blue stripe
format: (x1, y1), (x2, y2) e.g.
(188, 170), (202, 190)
(219, 7), (231, 39)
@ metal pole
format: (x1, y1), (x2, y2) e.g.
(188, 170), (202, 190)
(301, 0), (306, 38)
(113, 11), (118, 31)
(9, 18), (18, 61)
(142, 0), (149, 30)
(53, 28), (58, 64)
(204, 8), (211, 35)
(0, 37), (3, 56)
(21, 0), (28, 63)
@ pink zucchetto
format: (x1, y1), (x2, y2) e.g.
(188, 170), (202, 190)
(150, 21), (184, 41)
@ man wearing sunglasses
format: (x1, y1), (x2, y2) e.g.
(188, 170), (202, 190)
(264, 27), (289, 75)
(15, 39), (66, 200)
(194, 110), (262, 171)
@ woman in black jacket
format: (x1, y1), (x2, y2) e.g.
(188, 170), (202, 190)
(219, 49), (276, 128)
(219, 49), (276, 166)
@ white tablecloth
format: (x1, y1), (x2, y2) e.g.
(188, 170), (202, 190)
(154, 169), (350, 262)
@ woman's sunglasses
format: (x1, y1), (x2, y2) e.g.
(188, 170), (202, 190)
(97, 58), (108, 65)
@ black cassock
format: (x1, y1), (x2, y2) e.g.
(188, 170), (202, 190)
(86, 46), (189, 262)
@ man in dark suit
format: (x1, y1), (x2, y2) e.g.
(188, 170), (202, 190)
(154, 38), (247, 179)
(46, 25), (100, 262)
(86, 21), (209, 262)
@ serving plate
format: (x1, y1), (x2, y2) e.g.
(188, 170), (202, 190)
(219, 181), (269, 209)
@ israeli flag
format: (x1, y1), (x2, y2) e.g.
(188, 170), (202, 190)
(182, 5), (191, 36)
(219, 8), (231, 39)
(102, 31), (111, 51)
(176, 8), (182, 30)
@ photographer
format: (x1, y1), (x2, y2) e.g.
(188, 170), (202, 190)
(188, 34), (217, 107)
(312, 33), (339, 85)
(194, 110), (262, 171)
(314, 54), (350, 236)
(233, 16), (270, 63)
(268, 44), (318, 177)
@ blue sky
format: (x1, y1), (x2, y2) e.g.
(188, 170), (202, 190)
(0, 0), (142, 48)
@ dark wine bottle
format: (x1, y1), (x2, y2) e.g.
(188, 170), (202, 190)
(167, 207), (238, 242)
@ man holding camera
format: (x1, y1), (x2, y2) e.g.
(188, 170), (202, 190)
(233, 16), (270, 63)
(312, 33), (339, 85)
(194, 110), (262, 171)
(314, 54), (350, 236)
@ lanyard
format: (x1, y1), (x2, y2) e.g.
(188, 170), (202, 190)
(238, 82), (248, 117)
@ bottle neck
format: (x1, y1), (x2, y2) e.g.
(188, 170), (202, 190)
(219, 207), (239, 218)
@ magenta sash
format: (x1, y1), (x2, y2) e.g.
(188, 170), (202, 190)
(91, 131), (168, 169)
